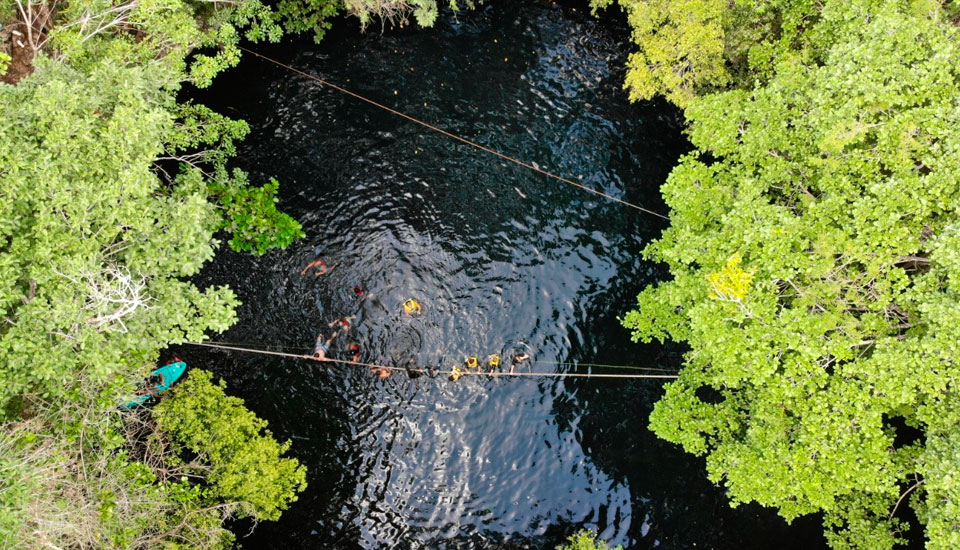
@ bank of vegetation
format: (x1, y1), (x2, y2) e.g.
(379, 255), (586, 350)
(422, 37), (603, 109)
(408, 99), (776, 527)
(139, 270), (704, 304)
(595, 0), (960, 548)
(0, 0), (470, 548)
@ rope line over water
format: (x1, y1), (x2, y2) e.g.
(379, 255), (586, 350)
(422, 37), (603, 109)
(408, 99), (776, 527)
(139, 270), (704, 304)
(197, 340), (679, 372)
(186, 342), (679, 380)
(238, 46), (669, 220)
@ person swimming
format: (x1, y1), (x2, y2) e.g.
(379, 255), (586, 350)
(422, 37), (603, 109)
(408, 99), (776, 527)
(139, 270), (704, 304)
(348, 342), (361, 362)
(403, 298), (422, 315)
(312, 331), (339, 361)
(465, 356), (479, 370)
(370, 357), (392, 379)
(510, 352), (530, 374)
(400, 357), (423, 379)
(301, 258), (328, 276)
(328, 316), (354, 332)
(371, 365), (392, 379)
(487, 354), (501, 371)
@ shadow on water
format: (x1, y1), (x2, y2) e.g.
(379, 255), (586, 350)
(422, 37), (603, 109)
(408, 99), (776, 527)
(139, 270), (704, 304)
(185, 2), (827, 549)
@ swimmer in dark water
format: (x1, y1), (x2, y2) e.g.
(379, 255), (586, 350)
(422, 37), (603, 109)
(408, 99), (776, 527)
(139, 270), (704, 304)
(348, 343), (361, 362)
(403, 298), (422, 316)
(328, 316), (354, 333)
(301, 258), (328, 276)
(354, 285), (365, 299)
(401, 358), (423, 379)
(370, 358), (392, 379)
(510, 352), (530, 374)
(371, 366), (392, 379)
(448, 366), (463, 382)
(312, 331), (339, 361)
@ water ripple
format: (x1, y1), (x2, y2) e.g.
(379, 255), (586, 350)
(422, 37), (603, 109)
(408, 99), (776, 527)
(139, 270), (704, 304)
(178, 2), (818, 550)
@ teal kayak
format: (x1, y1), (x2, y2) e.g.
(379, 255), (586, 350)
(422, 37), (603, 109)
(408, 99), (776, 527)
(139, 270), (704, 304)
(120, 361), (187, 409)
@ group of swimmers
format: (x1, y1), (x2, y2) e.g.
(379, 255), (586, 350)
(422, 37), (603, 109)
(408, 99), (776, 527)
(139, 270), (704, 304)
(303, 257), (531, 381)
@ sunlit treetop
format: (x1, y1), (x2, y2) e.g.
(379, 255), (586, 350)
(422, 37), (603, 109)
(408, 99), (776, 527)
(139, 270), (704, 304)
(622, 4), (960, 549)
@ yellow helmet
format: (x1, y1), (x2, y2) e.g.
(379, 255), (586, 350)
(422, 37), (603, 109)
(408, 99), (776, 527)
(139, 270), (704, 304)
(466, 356), (479, 369)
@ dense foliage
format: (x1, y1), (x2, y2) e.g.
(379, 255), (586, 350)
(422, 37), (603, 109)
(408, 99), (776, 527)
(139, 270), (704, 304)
(0, 56), (238, 413)
(0, 0), (315, 546)
(608, 0), (960, 548)
(154, 370), (307, 522)
(0, 0), (481, 547)
(0, 369), (302, 549)
(591, 0), (952, 107)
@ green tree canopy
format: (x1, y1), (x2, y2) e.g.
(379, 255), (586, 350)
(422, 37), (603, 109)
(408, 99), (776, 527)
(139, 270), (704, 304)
(0, 57), (238, 409)
(590, 0), (947, 107)
(154, 370), (307, 522)
(623, 6), (960, 548)
(1, 0), (480, 545)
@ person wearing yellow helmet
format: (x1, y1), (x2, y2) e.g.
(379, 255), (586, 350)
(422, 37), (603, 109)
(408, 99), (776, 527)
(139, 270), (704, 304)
(465, 356), (479, 369)
(403, 298), (422, 315)
(487, 354), (501, 372)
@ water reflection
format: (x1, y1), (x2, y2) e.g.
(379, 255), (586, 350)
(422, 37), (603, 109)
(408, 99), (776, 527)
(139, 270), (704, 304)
(188, 2), (824, 549)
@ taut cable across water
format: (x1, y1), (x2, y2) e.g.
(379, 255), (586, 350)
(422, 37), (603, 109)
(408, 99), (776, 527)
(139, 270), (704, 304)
(186, 341), (679, 380)
(237, 45), (669, 220)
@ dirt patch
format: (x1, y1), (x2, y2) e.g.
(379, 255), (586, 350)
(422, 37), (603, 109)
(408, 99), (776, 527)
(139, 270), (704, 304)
(1, 17), (38, 85)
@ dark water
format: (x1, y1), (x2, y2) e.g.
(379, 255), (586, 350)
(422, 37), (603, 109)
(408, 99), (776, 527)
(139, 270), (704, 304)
(188, 2), (826, 549)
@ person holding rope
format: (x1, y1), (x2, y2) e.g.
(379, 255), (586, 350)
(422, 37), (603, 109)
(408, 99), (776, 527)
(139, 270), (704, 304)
(312, 317), (353, 361)
(312, 331), (338, 361)
(510, 352), (530, 374)
(400, 357), (423, 379)
(371, 357), (392, 379)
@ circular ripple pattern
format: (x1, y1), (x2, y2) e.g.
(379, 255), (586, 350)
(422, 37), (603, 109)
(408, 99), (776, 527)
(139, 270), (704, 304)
(188, 3), (827, 549)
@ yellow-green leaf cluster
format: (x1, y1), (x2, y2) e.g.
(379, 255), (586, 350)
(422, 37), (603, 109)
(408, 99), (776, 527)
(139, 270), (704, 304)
(707, 253), (754, 303)
(153, 370), (307, 521)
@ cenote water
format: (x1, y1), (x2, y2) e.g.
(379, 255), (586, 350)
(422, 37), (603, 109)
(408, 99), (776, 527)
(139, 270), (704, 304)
(187, 2), (827, 548)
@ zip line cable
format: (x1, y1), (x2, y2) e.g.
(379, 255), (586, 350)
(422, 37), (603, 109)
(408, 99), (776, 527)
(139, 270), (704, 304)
(185, 341), (679, 380)
(237, 46), (669, 220)
(199, 340), (678, 372)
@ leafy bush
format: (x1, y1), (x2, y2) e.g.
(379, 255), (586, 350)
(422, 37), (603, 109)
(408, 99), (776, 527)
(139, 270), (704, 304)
(154, 370), (307, 521)
(623, 6), (960, 548)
